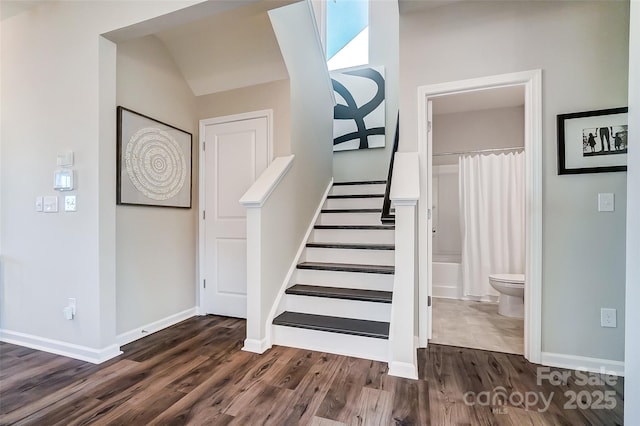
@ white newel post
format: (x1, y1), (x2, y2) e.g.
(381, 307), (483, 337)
(239, 155), (295, 354)
(388, 153), (420, 380)
(242, 206), (265, 353)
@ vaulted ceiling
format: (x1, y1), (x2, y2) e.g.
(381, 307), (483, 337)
(154, 0), (294, 96)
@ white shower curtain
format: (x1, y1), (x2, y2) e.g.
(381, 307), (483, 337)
(459, 152), (525, 299)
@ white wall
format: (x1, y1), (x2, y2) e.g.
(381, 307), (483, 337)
(332, 0), (399, 182)
(400, 1), (628, 362)
(115, 35), (197, 335)
(625, 0), (639, 421)
(0, 0), (252, 359)
(197, 80), (291, 156)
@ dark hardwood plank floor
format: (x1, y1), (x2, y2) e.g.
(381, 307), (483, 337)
(0, 316), (624, 425)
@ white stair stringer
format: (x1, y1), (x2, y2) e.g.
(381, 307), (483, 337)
(272, 325), (389, 362)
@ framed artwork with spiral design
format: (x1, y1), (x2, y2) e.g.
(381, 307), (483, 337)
(117, 106), (192, 208)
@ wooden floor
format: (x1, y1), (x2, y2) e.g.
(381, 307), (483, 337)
(0, 316), (624, 425)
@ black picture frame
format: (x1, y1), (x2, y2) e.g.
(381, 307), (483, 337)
(117, 106), (192, 208)
(557, 107), (628, 175)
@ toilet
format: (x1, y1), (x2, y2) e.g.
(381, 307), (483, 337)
(489, 274), (525, 318)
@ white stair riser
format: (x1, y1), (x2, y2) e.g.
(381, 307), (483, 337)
(304, 247), (394, 265)
(330, 184), (386, 196)
(285, 295), (391, 322)
(272, 325), (389, 362)
(318, 212), (382, 225)
(311, 228), (394, 244)
(295, 269), (394, 291)
(324, 197), (383, 210)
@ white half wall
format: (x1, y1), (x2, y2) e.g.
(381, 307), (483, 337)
(115, 35), (197, 335)
(400, 0), (628, 364)
(625, 0), (640, 423)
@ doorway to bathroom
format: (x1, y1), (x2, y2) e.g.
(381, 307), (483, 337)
(417, 70), (543, 363)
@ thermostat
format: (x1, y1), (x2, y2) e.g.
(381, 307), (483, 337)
(54, 169), (74, 191)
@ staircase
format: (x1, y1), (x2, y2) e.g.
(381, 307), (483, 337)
(272, 180), (395, 361)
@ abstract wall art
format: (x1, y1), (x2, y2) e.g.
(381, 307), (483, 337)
(117, 106), (192, 208)
(331, 66), (386, 152)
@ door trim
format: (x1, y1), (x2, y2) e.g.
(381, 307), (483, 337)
(198, 110), (274, 314)
(417, 70), (543, 364)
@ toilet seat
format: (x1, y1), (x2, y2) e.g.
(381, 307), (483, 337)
(489, 273), (524, 285)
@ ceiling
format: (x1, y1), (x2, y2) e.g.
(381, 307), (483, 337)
(0, 0), (47, 20)
(432, 85), (525, 116)
(153, 1), (293, 96)
(398, 0), (464, 15)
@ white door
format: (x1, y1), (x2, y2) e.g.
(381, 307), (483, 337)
(201, 115), (269, 318)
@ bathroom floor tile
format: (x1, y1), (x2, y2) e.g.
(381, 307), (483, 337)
(430, 298), (524, 355)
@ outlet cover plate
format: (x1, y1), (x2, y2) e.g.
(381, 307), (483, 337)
(601, 308), (617, 328)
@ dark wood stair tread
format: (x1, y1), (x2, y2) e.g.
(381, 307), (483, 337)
(273, 312), (389, 339)
(306, 242), (394, 250)
(286, 285), (392, 303)
(327, 194), (384, 199)
(321, 208), (382, 213)
(314, 225), (394, 230)
(297, 262), (394, 274)
(333, 181), (386, 186)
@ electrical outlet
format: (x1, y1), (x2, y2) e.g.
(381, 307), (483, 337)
(601, 308), (616, 328)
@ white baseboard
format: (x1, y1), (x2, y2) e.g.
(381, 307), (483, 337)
(242, 337), (271, 354)
(0, 330), (122, 364)
(388, 361), (419, 380)
(541, 352), (624, 376)
(432, 286), (459, 299)
(116, 307), (197, 346)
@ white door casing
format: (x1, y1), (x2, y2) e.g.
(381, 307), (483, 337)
(199, 111), (272, 318)
(417, 70), (543, 363)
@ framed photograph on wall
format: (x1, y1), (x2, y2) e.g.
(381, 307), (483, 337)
(117, 106), (192, 208)
(557, 107), (628, 175)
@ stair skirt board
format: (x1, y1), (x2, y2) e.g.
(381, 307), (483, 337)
(324, 197), (384, 210)
(311, 228), (395, 244)
(317, 212), (383, 225)
(294, 269), (394, 291)
(285, 295), (392, 322)
(330, 183), (387, 195)
(272, 325), (389, 362)
(303, 247), (395, 265)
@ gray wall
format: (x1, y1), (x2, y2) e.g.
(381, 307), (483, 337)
(332, 0), (398, 182)
(433, 106), (524, 165)
(400, 1), (628, 361)
(116, 35), (198, 334)
(197, 79), (291, 157)
(625, 0), (639, 421)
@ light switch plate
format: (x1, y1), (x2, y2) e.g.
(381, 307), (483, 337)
(43, 196), (58, 213)
(35, 196), (44, 212)
(598, 193), (614, 212)
(64, 195), (77, 212)
(57, 150), (74, 167)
